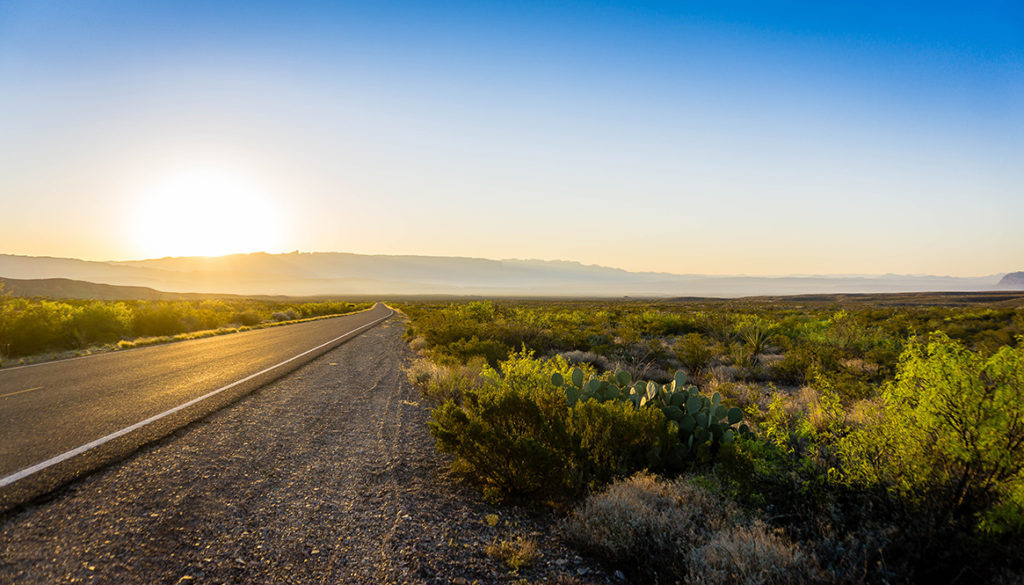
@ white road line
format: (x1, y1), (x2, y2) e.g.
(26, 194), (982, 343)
(0, 308), (393, 489)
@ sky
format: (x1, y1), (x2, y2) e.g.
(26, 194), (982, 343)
(0, 1), (1021, 276)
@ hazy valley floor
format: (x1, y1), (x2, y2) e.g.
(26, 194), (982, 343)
(0, 317), (609, 584)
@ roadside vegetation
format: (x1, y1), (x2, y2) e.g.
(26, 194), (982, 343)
(0, 287), (371, 365)
(399, 298), (1024, 584)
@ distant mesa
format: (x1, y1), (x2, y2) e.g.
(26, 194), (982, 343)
(996, 272), (1024, 290)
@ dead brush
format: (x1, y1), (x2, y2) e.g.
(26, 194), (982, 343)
(484, 535), (540, 570)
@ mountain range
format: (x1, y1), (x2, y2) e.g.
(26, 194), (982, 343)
(0, 252), (1013, 298)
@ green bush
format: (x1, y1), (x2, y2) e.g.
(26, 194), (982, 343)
(553, 368), (751, 464)
(231, 310), (263, 326)
(428, 351), (680, 505)
(674, 332), (713, 377)
(0, 298), (68, 355)
(429, 352), (577, 504)
(569, 398), (678, 491)
(0, 294), (369, 359)
(839, 333), (1024, 534)
(67, 302), (132, 346)
(133, 302), (191, 336)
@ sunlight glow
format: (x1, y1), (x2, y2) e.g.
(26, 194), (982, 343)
(128, 166), (283, 259)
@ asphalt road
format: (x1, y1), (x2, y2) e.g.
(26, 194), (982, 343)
(0, 302), (392, 509)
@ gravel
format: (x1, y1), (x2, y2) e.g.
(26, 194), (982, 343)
(0, 317), (612, 584)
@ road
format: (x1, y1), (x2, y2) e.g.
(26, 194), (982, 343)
(0, 317), (609, 584)
(0, 302), (392, 509)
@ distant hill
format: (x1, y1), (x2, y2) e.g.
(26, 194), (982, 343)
(0, 277), (201, 300)
(996, 272), (1024, 290)
(0, 252), (1006, 298)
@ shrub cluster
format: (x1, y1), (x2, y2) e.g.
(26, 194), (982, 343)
(427, 351), (745, 505)
(0, 292), (370, 359)
(402, 299), (1024, 584)
(719, 334), (1024, 583)
(399, 300), (1024, 404)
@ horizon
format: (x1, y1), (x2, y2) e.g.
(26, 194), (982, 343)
(2, 1), (1022, 277)
(1, 249), (1013, 281)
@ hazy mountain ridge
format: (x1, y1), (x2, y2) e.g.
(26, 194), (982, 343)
(0, 277), (202, 301)
(996, 272), (1024, 290)
(0, 252), (1006, 297)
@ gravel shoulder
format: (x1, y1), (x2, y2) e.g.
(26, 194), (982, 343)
(0, 316), (611, 584)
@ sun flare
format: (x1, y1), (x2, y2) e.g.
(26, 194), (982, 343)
(128, 166), (283, 259)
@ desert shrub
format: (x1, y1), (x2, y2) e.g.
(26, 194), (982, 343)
(839, 333), (1024, 534)
(554, 368), (752, 465)
(231, 310), (262, 326)
(687, 520), (816, 585)
(674, 332), (713, 377)
(429, 353), (577, 503)
(568, 399), (678, 491)
(445, 335), (510, 367)
(66, 301), (132, 346)
(406, 356), (484, 404)
(0, 298), (69, 355)
(133, 302), (191, 336)
(563, 473), (730, 583)
(484, 535), (540, 570)
(557, 349), (612, 371)
(564, 472), (815, 585)
(271, 309), (299, 322)
(428, 351), (680, 504)
(769, 345), (820, 385)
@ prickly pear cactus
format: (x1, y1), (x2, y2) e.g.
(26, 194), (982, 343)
(551, 366), (754, 459)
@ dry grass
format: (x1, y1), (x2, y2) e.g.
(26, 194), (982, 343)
(563, 472), (819, 585)
(408, 335), (428, 352)
(557, 350), (612, 371)
(484, 535), (540, 570)
(405, 356), (484, 404)
(687, 520), (815, 585)
(563, 472), (736, 583)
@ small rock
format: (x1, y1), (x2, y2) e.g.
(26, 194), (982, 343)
(615, 570), (626, 580)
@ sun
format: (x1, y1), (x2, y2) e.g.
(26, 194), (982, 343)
(128, 166), (284, 258)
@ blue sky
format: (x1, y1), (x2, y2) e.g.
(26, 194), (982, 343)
(1, 1), (1021, 275)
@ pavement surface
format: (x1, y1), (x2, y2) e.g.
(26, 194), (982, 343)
(0, 303), (392, 509)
